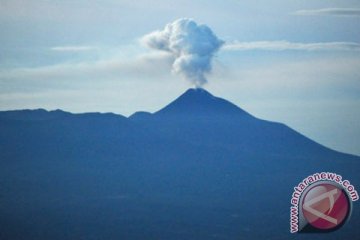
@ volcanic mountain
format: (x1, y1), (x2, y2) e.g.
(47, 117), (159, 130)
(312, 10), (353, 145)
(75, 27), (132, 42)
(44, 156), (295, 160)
(0, 88), (359, 239)
(131, 88), (347, 159)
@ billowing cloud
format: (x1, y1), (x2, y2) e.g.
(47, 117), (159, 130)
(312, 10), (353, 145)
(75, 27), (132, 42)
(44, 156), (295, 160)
(141, 18), (224, 87)
(223, 41), (360, 51)
(294, 8), (360, 17)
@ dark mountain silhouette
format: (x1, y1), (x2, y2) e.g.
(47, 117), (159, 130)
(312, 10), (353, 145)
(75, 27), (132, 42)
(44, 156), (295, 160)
(0, 88), (359, 240)
(131, 88), (349, 159)
(154, 88), (252, 117)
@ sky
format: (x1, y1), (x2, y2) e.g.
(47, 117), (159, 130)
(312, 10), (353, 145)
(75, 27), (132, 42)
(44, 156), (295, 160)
(0, 0), (360, 155)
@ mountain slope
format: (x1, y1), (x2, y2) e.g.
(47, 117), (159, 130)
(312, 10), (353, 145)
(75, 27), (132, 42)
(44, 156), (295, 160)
(0, 88), (359, 240)
(154, 88), (253, 118)
(131, 88), (349, 159)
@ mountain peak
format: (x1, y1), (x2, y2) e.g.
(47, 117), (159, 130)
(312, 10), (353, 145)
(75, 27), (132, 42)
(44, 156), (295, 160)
(182, 87), (213, 96)
(154, 88), (253, 118)
(175, 87), (217, 104)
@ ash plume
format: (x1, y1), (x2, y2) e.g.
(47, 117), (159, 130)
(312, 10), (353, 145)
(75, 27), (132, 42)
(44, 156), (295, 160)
(141, 18), (224, 87)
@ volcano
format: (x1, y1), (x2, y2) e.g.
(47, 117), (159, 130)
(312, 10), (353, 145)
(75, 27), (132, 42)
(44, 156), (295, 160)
(0, 88), (359, 239)
(131, 88), (346, 159)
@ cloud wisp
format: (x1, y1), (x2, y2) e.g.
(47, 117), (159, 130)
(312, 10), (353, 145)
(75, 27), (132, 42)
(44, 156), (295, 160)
(51, 45), (97, 52)
(294, 8), (360, 17)
(223, 41), (360, 52)
(141, 18), (224, 87)
(0, 52), (173, 88)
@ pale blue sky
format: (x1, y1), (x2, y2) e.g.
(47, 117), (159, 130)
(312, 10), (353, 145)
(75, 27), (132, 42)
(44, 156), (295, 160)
(1, 0), (360, 155)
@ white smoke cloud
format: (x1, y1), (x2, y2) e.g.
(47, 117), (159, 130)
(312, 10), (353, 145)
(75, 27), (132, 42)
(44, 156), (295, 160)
(141, 18), (224, 87)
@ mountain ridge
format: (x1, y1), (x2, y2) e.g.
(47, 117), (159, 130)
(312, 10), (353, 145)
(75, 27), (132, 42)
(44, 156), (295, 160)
(0, 88), (358, 158)
(1, 88), (360, 239)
